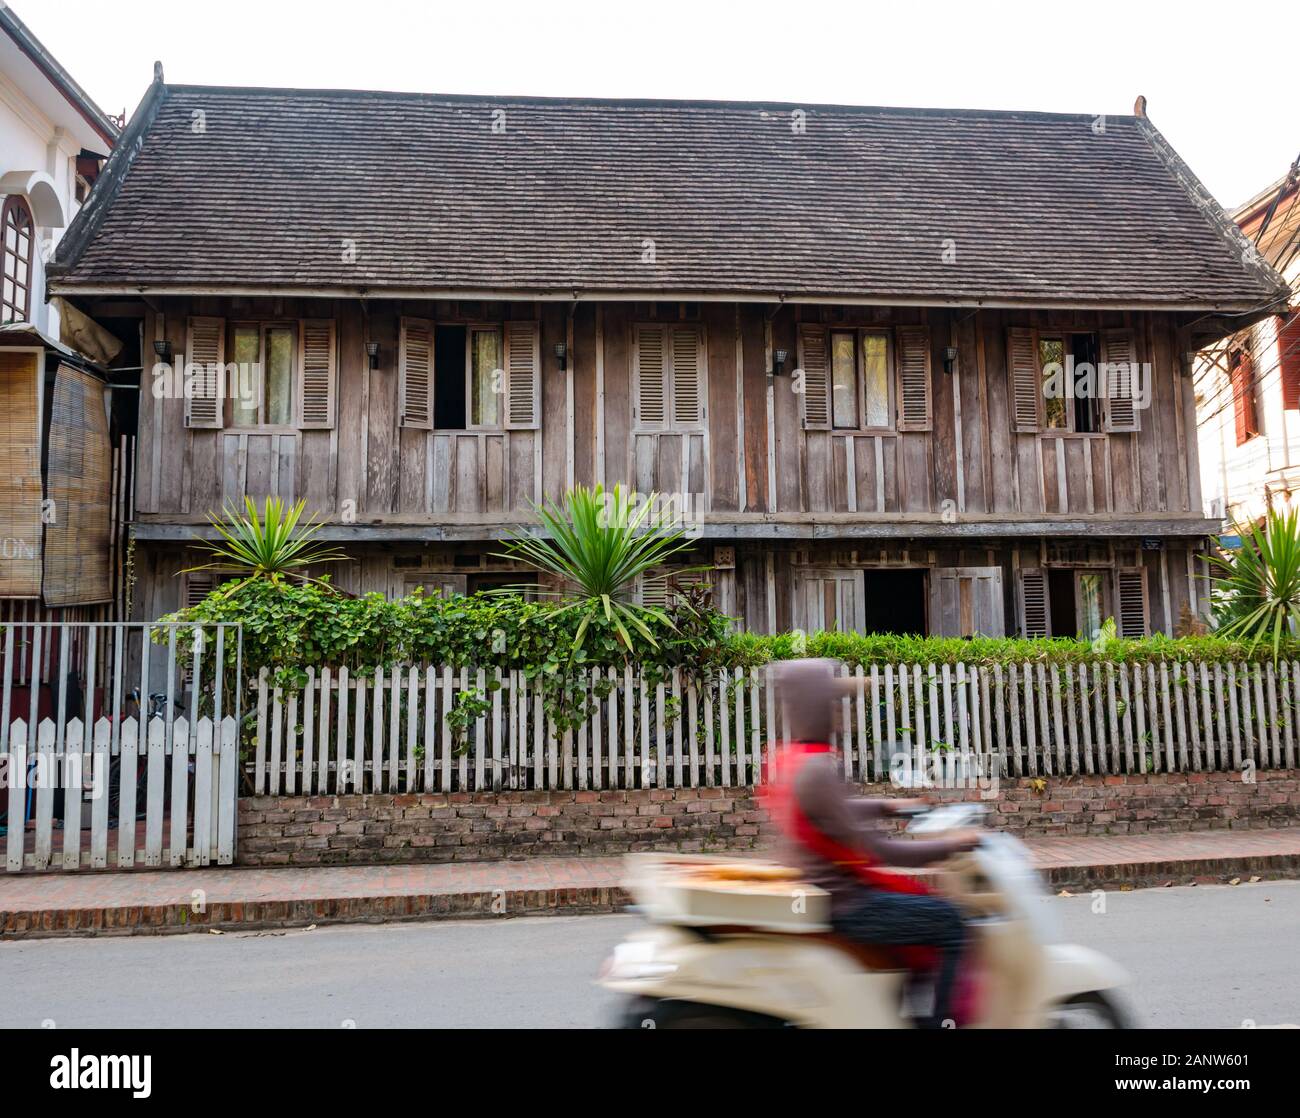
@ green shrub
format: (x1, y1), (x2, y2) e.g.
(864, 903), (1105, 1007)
(718, 629), (1298, 670)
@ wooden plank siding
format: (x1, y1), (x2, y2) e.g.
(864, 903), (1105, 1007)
(137, 298), (1205, 527)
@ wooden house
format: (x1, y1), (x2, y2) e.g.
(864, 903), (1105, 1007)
(47, 79), (1291, 638)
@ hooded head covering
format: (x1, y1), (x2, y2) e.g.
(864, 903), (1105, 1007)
(773, 658), (860, 744)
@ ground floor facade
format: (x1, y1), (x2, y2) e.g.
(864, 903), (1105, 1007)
(131, 533), (1212, 641)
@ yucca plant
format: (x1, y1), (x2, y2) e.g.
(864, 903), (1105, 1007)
(1207, 508), (1300, 660)
(187, 496), (346, 587)
(497, 484), (702, 654)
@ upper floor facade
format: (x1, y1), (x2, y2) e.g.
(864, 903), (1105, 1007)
(123, 293), (1218, 545)
(46, 81), (1290, 552)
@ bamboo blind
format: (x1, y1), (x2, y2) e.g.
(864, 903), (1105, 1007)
(0, 349), (42, 596)
(42, 363), (113, 605)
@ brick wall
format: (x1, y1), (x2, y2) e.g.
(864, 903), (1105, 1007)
(237, 770), (1299, 867)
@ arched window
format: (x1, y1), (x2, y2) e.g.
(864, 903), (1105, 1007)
(2, 195), (36, 324)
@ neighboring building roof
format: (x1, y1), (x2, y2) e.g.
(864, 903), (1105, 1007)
(0, 5), (119, 148)
(1233, 163), (1300, 287)
(48, 82), (1290, 311)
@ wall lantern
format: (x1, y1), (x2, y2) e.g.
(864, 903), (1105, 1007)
(941, 346), (959, 374)
(152, 339), (171, 362)
(365, 341), (380, 370)
(771, 348), (788, 376)
(554, 342), (568, 371)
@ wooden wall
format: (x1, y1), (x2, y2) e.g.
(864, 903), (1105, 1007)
(136, 299), (1203, 526)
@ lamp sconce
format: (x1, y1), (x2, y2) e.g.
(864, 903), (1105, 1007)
(771, 348), (789, 376)
(941, 346), (959, 374)
(365, 341), (380, 370)
(554, 342), (567, 371)
(152, 339), (171, 362)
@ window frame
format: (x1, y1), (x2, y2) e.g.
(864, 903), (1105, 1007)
(804, 326), (897, 433)
(1036, 331), (1104, 436)
(2, 195), (36, 325)
(853, 328), (896, 433)
(223, 319), (300, 431)
(463, 323), (506, 432)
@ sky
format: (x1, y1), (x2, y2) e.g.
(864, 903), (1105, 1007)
(16, 0), (1300, 210)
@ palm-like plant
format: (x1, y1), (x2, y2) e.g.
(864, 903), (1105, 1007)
(186, 497), (346, 586)
(497, 484), (701, 653)
(1207, 508), (1300, 659)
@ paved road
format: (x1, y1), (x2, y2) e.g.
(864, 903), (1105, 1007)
(2, 881), (1296, 1028)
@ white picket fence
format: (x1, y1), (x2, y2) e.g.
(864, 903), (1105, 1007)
(3, 715), (238, 872)
(251, 659), (1299, 796)
(0, 620), (243, 873)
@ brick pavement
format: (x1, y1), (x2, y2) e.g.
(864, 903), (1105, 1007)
(2, 827), (1298, 938)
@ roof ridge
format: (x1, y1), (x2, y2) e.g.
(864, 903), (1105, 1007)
(47, 79), (169, 279)
(1135, 115), (1290, 310)
(158, 82), (1130, 124)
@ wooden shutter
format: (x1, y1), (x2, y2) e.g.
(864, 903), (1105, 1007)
(503, 320), (540, 429)
(1115, 567), (1148, 637)
(399, 317), (433, 429)
(1018, 568), (1050, 637)
(1279, 313), (1300, 411)
(183, 569), (215, 608)
(1101, 328), (1139, 433)
(634, 324), (666, 427)
(298, 318), (337, 429)
(794, 569), (865, 634)
(671, 325), (704, 425)
(895, 326), (932, 431)
(1231, 349), (1260, 445)
(1007, 327), (1040, 432)
(929, 567), (1005, 637)
(184, 316), (225, 429)
(798, 324), (830, 429)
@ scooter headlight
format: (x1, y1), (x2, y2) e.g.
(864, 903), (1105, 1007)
(600, 940), (679, 982)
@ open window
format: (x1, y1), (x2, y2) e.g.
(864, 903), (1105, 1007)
(182, 316), (336, 430)
(1008, 327), (1140, 434)
(400, 318), (539, 431)
(798, 324), (929, 431)
(1020, 567), (1132, 638)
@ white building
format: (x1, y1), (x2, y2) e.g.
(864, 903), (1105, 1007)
(0, 6), (124, 627)
(1196, 169), (1300, 527)
(0, 3), (117, 337)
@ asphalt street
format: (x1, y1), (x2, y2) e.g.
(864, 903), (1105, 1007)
(1, 880), (1296, 1028)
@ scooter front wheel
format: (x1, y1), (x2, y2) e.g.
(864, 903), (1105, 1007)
(1048, 991), (1130, 1029)
(617, 997), (784, 1029)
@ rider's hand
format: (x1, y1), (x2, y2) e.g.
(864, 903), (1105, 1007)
(947, 829), (983, 851)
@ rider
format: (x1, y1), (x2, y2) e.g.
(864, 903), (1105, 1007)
(764, 658), (980, 1028)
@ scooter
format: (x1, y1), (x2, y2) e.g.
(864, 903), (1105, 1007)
(600, 803), (1130, 1028)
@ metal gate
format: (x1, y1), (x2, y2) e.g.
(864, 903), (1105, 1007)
(0, 621), (242, 872)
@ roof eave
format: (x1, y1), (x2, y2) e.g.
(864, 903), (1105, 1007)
(44, 280), (1283, 315)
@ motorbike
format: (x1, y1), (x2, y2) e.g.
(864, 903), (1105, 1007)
(600, 802), (1130, 1029)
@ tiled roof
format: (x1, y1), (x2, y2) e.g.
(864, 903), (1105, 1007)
(49, 84), (1289, 310)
